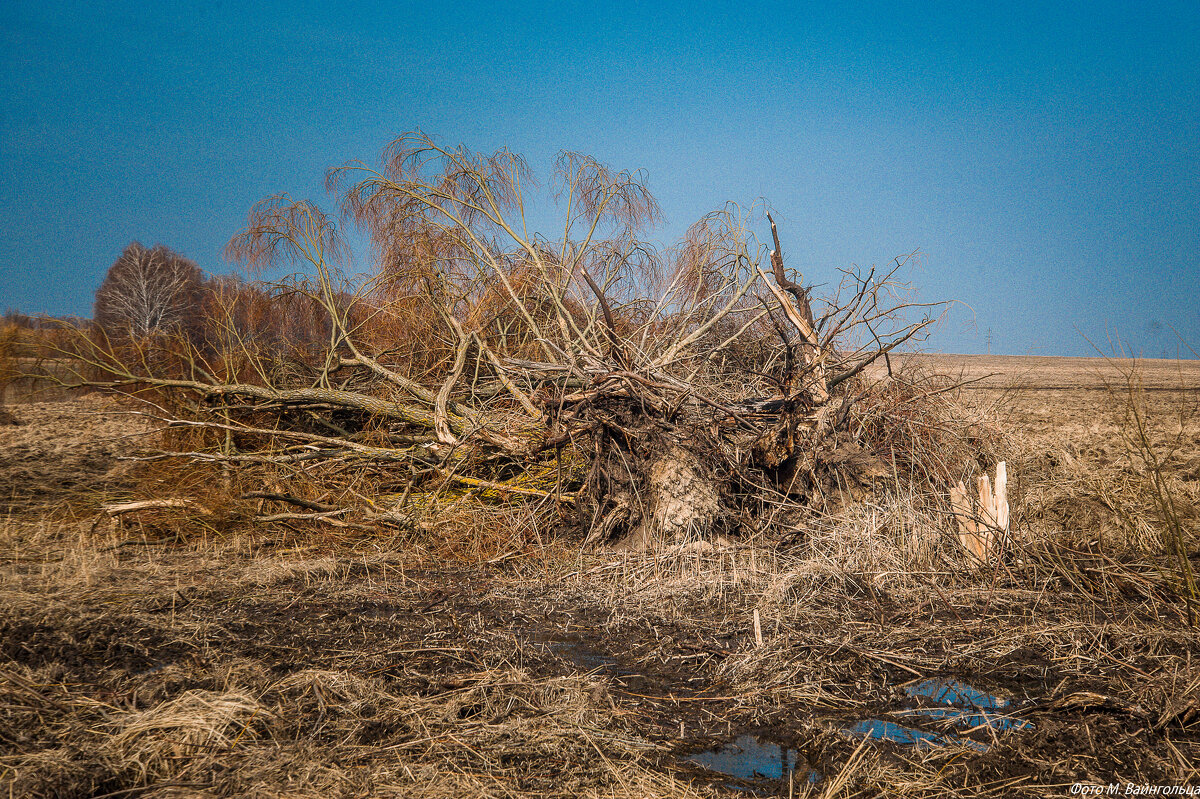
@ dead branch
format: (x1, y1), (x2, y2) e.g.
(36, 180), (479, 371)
(101, 499), (212, 516)
(241, 493), (336, 513)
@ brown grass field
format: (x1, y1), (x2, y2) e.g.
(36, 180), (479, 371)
(2, 354), (1199, 798)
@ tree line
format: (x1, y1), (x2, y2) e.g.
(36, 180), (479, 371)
(91, 241), (341, 359)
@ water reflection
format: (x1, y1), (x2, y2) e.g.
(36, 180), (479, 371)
(895, 705), (1034, 732)
(842, 677), (1033, 751)
(687, 735), (821, 784)
(843, 719), (989, 751)
(903, 678), (1008, 711)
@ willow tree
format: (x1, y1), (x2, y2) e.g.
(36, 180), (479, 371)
(65, 132), (945, 550)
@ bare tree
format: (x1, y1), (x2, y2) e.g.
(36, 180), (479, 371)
(94, 243), (205, 339)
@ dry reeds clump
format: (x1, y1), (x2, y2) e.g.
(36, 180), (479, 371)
(1010, 357), (1198, 560)
(773, 366), (1014, 571)
(848, 367), (1009, 492)
(796, 488), (949, 578)
(0, 667), (270, 797)
(0, 319), (20, 413)
(1004, 356), (1200, 622)
(1026, 447), (1195, 555)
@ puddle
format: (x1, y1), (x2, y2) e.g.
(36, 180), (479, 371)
(546, 639), (623, 672)
(844, 719), (989, 752)
(904, 678), (1009, 711)
(534, 633), (637, 676)
(525, 631), (658, 693)
(842, 677), (1033, 751)
(903, 678), (1033, 732)
(687, 735), (821, 786)
(894, 706), (1034, 732)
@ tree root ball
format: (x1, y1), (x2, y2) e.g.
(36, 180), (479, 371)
(616, 447), (721, 551)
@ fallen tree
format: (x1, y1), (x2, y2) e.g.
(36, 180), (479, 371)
(56, 133), (983, 552)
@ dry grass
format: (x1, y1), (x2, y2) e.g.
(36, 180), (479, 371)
(3, 355), (1200, 797)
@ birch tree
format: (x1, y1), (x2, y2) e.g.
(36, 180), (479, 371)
(94, 243), (205, 338)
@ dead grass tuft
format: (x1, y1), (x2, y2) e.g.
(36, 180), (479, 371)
(102, 690), (272, 783)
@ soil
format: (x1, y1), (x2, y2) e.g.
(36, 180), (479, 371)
(2, 360), (1199, 798)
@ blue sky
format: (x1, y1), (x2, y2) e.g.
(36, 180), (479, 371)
(1, 0), (1197, 355)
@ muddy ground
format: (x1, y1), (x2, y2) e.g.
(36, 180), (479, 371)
(2, 356), (1199, 798)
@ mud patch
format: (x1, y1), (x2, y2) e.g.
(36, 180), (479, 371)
(3, 385), (1200, 797)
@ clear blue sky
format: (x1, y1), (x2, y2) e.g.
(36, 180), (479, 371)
(2, 0), (1197, 356)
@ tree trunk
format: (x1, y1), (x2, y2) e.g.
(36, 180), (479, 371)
(614, 447), (721, 550)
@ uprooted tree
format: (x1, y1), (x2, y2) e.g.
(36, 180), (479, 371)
(58, 132), (996, 552)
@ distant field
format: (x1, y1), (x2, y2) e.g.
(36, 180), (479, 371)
(898, 353), (1200, 390)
